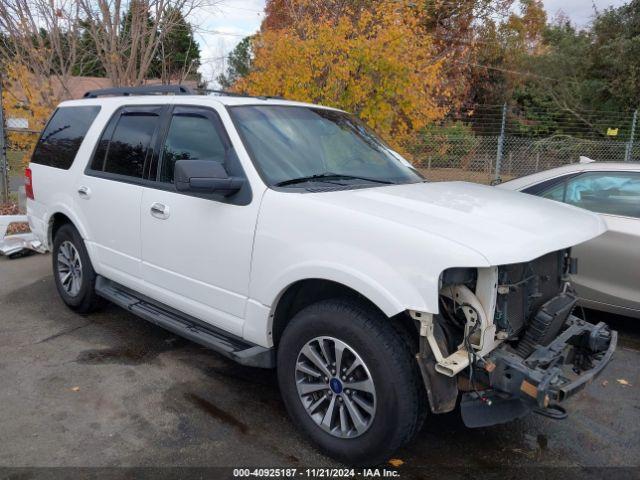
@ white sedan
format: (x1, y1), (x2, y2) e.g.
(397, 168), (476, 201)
(499, 161), (640, 319)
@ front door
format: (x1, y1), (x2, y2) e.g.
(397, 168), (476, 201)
(139, 106), (259, 336)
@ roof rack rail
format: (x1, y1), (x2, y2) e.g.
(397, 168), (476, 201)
(201, 89), (285, 100)
(201, 89), (247, 97)
(83, 84), (194, 98)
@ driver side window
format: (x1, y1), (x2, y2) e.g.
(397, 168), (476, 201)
(160, 109), (227, 183)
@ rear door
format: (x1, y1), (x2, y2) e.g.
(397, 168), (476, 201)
(535, 171), (640, 314)
(76, 105), (163, 288)
(138, 105), (258, 336)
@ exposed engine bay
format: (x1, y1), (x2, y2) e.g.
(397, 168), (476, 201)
(411, 249), (617, 427)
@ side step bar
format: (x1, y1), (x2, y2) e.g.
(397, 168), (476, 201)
(95, 276), (275, 368)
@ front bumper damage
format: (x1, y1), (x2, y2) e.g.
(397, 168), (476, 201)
(460, 317), (616, 428)
(416, 312), (617, 427)
(488, 317), (616, 409)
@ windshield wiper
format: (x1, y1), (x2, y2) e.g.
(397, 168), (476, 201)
(275, 173), (394, 187)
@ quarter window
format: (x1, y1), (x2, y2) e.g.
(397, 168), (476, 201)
(160, 110), (227, 183)
(31, 106), (100, 169)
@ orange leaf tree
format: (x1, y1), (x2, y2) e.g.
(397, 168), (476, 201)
(235, 0), (452, 152)
(2, 63), (58, 165)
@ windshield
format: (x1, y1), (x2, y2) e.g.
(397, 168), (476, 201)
(229, 105), (423, 188)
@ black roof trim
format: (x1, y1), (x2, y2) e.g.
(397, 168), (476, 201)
(83, 84), (194, 98)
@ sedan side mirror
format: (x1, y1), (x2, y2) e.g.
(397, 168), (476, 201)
(174, 160), (244, 197)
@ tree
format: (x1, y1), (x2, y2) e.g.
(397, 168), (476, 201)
(157, 8), (201, 84)
(0, 0), (83, 168)
(73, 20), (107, 77)
(589, 0), (640, 111)
(469, 0), (548, 106)
(0, 0), (82, 101)
(260, 0), (516, 112)
(75, 0), (210, 87)
(2, 63), (58, 165)
(217, 36), (254, 89)
(236, 1), (451, 152)
(262, 0), (374, 31)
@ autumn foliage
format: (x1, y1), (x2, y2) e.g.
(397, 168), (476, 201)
(235, 0), (453, 151)
(2, 63), (58, 165)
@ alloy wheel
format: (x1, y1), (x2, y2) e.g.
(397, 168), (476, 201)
(57, 240), (83, 297)
(295, 336), (377, 438)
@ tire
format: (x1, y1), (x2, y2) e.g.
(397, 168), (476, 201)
(52, 223), (103, 314)
(277, 298), (426, 465)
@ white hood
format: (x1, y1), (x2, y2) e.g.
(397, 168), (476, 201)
(310, 181), (607, 265)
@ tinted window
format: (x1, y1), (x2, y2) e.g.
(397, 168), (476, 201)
(91, 110), (160, 179)
(31, 106), (100, 169)
(540, 182), (566, 201)
(160, 113), (226, 183)
(561, 172), (640, 218)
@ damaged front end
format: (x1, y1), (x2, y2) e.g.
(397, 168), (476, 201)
(412, 249), (617, 427)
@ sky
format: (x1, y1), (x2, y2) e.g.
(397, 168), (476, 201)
(194, 0), (628, 86)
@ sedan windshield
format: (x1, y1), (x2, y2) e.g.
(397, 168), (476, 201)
(229, 105), (423, 188)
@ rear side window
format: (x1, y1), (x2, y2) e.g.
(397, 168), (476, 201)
(31, 106), (100, 169)
(90, 107), (161, 179)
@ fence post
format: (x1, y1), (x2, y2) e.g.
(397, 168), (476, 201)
(495, 102), (507, 181)
(625, 109), (638, 162)
(0, 76), (9, 204)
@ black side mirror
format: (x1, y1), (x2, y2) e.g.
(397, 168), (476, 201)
(174, 160), (244, 197)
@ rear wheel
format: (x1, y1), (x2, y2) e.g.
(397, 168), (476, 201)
(52, 224), (102, 313)
(277, 298), (425, 465)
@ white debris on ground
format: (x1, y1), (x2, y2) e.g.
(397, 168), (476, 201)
(0, 215), (46, 258)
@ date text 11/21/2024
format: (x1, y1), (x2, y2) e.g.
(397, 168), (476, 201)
(232, 468), (401, 478)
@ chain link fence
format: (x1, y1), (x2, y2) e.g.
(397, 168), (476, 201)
(407, 104), (639, 184)
(409, 135), (640, 184)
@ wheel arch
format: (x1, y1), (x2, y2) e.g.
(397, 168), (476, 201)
(47, 208), (96, 269)
(48, 212), (74, 247)
(270, 278), (417, 348)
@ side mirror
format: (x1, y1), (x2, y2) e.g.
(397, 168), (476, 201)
(174, 160), (244, 197)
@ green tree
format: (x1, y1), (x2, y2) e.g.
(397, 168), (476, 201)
(73, 21), (106, 77)
(217, 35), (254, 89)
(157, 7), (201, 83)
(589, 0), (640, 111)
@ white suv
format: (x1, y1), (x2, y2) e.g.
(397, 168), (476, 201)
(27, 85), (616, 464)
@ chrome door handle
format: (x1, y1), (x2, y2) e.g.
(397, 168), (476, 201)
(77, 186), (91, 199)
(150, 202), (170, 220)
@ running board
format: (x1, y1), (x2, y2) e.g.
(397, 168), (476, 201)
(95, 276), (275, 368)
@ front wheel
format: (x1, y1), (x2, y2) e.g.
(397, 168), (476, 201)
(277, 298), (425, 465)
